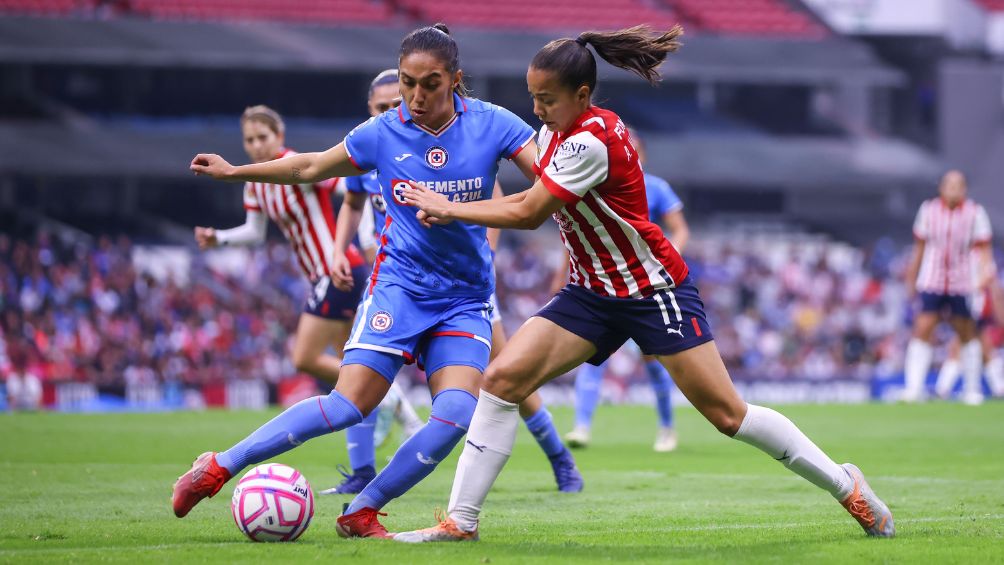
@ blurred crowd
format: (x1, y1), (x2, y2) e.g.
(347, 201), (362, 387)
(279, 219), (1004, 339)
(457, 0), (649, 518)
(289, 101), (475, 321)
(2, 229), (999, 400)
(0, 233), (305, 399)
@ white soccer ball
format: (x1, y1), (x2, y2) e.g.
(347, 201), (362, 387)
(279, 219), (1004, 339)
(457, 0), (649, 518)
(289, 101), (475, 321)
(231, 463), (314, 542)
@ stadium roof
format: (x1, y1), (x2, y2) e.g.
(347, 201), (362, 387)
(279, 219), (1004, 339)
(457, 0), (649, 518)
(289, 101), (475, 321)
(0, 17), (904, 85)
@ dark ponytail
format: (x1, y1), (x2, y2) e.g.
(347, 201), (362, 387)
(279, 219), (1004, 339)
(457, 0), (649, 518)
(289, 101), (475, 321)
(531, 24), (683, 94)
(399, 22), (469, 96)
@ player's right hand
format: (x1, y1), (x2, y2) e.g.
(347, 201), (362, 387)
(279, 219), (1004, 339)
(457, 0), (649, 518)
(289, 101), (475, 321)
(330, 253), (355, 291)
(190, 154), (237, 181)
(194, 226), (218, 249)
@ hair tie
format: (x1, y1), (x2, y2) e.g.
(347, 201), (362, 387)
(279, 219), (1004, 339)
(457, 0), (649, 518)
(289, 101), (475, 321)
(575, 36), (588, 47)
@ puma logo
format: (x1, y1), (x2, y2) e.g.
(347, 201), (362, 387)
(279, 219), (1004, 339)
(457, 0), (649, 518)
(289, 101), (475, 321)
(466, 440), (486, 453)
(666, 323), (685, 338)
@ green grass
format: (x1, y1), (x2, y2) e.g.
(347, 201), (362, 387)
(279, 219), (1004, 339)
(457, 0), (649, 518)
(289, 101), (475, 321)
(1, 403), (1002, 563)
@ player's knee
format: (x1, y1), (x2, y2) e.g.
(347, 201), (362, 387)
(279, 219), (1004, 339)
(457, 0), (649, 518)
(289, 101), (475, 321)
(483, 363), (525, 403)
(707, 408), (743, 437)
(431, 388), (478, 430)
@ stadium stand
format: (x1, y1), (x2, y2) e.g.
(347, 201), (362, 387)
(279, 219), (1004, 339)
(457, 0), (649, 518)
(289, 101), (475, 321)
(129, 0), (394, 25)
(663, 0), (828, 38)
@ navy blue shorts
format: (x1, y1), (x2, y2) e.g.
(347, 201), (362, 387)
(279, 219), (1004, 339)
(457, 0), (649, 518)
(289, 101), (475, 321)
(918, 292), (971, 319)
(535, 276), (714, 365)
(303, 266), (368, 321)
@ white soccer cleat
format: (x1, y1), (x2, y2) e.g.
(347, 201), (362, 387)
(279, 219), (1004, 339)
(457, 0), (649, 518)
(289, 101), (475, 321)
(839, 463), (895, 537)
(564, 426), (591, 449)
(393, 510), (479, 543)
(653, 428), (678, 452)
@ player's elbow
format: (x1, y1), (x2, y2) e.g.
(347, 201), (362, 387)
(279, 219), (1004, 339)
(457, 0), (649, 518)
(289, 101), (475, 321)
(514, 208), (549, 230)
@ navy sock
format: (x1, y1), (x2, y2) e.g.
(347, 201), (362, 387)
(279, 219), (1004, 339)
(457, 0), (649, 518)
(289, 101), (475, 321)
(574, 361), (605, 429)
(645, 360), (674, 428)
(216, 391), (362, 476)
(523, 407), (566, 459)
(346, 407), (378, 472)
(346, 388), (476, 513)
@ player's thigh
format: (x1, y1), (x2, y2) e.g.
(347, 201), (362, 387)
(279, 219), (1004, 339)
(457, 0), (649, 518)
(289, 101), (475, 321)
(949, 315), (977, 342)
(656, 340), (746, 436)
(484, 316), (597, 403)
(293, 313), (351, 361)
(333, 363), (392, 416)
(427, 364), (483, 399)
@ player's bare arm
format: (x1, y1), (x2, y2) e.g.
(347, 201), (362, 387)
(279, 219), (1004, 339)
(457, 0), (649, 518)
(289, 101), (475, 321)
(190, 143), (363, 184)
(405, 179), (561, 230)
(331, 190), (368, 291)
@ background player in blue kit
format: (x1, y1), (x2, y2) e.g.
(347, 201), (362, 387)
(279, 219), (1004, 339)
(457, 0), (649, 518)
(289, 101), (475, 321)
(174, 23), (561, 538)
(563, 128), (691, 452)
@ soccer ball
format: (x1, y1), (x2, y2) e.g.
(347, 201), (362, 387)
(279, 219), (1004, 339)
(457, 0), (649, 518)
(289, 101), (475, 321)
(231, 463), (314, 542)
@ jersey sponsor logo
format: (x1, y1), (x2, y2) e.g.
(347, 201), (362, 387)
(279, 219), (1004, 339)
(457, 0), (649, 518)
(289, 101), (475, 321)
(391, 179), (410, 205)
(369, 311), (393, 332)
(425, 146), (449, 169)
(394, 153), (413, 162)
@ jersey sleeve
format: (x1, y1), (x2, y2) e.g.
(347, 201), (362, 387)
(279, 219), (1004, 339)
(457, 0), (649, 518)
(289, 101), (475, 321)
(242, 182), (261, 211)
(342, 175), (365, 194)
(532, 127), (546, 177)
(493, 105), (535, 160)
(343, 116), (380, 172)
(663, 182), (683, 213)
(540, 131), (608, 204)
(913, 201), (929, 241)
(973, 204), (993, 244)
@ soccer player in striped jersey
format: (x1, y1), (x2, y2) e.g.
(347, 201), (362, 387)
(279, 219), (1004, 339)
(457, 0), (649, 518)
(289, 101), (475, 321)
(173, 24), (575, 536)
(902, 170), (994, 404)
(193, 105), (368, 384)
(563, 127), (690, 452)
(395, 25), (894, 542)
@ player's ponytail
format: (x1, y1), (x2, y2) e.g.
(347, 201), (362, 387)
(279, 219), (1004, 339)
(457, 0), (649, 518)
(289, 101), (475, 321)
(531, 25), (683, 94)
(399, 22), (469, 97)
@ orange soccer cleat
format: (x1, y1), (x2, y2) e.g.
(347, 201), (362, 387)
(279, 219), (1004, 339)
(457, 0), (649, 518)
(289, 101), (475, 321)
(393, 509), (479, 543)
(840, 463), (895, 537)
(172, 452), (232, 518)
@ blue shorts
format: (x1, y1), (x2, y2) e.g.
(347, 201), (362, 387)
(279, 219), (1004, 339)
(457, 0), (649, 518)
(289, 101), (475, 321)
(535, 276), (714, 365)
(488, 292), (502, 324)
(342, 281), (493, 382)
(918, 292), (971, 319)
(303, 267), (368, 321)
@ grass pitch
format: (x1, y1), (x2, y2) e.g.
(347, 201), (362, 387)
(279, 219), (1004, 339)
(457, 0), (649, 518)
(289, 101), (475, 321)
(1, 402), (1002, 563)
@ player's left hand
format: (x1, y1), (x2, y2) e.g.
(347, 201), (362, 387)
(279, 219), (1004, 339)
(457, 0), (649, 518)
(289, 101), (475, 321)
(403, 181), (453, 226)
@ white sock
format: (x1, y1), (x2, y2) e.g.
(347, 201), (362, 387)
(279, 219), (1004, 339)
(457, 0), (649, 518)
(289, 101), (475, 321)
(986, 356), (1004, 396)
(960, 339), (983, 399)
(390, 382), (423, 430)
(447, 390), (519, 532)
(935, 358), (961, 397)
(904, 338), (933, 401)
(734, 404), (853, 500)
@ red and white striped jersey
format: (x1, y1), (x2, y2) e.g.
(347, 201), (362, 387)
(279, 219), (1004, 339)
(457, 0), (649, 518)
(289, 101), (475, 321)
(534, 106), (688, 299)
(243, 148), (364, 281)
(913, 197), (992, 295)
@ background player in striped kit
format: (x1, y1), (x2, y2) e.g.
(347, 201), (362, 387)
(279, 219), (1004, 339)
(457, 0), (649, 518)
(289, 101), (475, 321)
(193, 105), (368, 384)
(396, 24), (893, 542)
(902, 170), (994, 404)
(563, 127), (690, 452)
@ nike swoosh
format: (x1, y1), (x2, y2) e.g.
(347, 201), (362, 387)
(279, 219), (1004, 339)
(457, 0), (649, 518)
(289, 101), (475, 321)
(394, 154), (413, 162)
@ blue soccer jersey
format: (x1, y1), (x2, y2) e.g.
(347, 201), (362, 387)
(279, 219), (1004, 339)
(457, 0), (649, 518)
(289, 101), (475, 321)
(644, 173), (682, 223)
(344, 170), (388, 240)
(344, 92), (534, 299)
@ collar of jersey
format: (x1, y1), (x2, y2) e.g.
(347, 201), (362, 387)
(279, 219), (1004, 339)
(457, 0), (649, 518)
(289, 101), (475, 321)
(397, 92), (468, 136)
(275, 147), (291, 159)
(558, 105), (597, 138)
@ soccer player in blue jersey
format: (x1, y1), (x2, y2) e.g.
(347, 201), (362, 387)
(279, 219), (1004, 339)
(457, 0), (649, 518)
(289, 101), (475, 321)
(564, 128), (690, 452)
(173, 24), (579, 537)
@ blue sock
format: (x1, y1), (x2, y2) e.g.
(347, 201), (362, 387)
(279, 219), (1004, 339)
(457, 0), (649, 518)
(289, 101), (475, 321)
(216, 391), (362, 476)
(523, 407), (566, 459)
(346, 388), (475, 513)
(645, 360), (674, 428)
(574, 361), (606, 429)
(346, 407), (378, 473)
